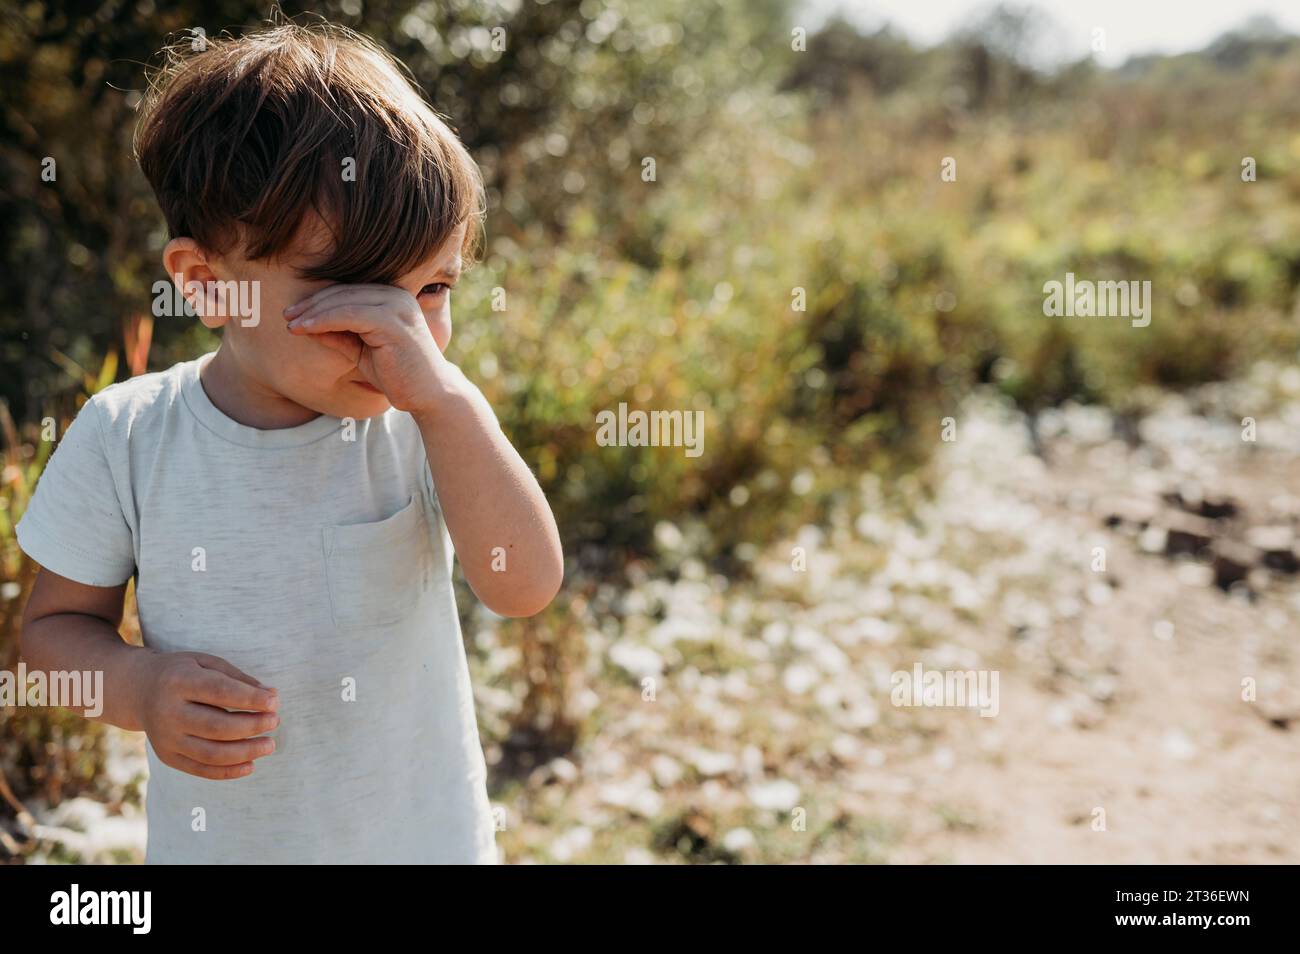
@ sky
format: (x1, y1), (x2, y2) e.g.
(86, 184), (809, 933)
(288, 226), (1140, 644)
(801, 0), (1300, 67)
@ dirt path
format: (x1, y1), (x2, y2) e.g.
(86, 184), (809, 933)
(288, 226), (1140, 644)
(495, 377), (1300, 864)
(851, 388), (1300, 863)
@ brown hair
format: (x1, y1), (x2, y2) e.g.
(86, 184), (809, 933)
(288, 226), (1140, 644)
(135, 20), (484, 283)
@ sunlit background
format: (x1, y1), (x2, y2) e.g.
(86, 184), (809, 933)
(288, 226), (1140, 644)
(2, 0), (1298, 863)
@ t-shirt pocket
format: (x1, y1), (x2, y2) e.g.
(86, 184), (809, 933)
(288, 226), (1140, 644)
(321, 494), (437, 632)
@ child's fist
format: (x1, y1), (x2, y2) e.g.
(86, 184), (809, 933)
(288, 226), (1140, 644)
(137, 651), (280, 781)
(284, 283), (458, 414)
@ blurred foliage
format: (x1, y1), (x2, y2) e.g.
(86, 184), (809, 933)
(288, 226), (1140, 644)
(0, 350), (120, 849)
(4, 0), (1300, 840)
(0, 0), (788, 418)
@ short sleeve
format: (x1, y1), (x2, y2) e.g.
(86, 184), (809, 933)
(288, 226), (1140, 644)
(15, 397), (136, 587)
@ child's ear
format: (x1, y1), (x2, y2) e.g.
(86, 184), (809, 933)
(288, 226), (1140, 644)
(162, 237), (227, 330)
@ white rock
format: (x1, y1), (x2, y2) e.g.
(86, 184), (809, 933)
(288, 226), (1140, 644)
(723, 827), (757, 852)
(688, 748), (737, 777)
(1163, 729), (1196, 761)
(608, 642), (664, 679)
(550, 826), (593, 862)
(650, 754), (684, 787)
(783, 663), (820, 695)
(747, 779), (801, 812)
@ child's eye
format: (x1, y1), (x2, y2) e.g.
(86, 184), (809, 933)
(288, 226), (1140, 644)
(419, 282), (452, 298)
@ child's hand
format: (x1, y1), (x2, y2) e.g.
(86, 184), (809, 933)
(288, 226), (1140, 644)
(284, 284), (463, 415)
(138, 651), (280, 781)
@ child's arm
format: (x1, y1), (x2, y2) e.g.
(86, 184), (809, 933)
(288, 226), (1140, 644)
(411, 366), (565, 617)
(21, 568), (281, 779)
(285, 284), (564, 617)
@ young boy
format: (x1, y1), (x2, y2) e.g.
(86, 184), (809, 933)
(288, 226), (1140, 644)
(15, 22), (563, 864)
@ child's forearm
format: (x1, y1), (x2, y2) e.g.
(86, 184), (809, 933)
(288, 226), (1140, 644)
(413, 371), (563, 618)
(19, 613), (156, 732)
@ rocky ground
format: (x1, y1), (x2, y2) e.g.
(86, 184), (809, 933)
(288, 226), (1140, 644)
(21, 364), (1300, 863)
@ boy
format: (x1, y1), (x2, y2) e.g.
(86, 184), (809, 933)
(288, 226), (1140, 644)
(15, 22), (563, 863)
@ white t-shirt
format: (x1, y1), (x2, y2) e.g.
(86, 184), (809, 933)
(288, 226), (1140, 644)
(17, 352), (498, 864)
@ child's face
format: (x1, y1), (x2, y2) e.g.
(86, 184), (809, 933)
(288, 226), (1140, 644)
(196, 212), (465, 421)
